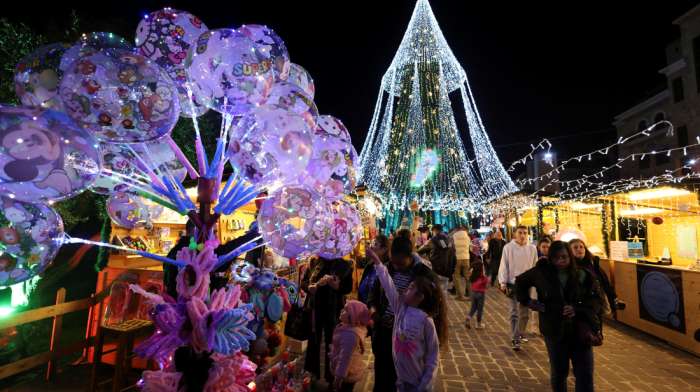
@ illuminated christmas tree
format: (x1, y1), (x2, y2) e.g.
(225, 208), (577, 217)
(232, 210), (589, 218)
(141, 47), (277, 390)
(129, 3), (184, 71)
(358, 0), (516, 228)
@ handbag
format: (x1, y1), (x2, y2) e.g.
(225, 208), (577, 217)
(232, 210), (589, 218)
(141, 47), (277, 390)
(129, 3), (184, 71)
(575, 318), (603, 346)
(284, 303), (310, 341)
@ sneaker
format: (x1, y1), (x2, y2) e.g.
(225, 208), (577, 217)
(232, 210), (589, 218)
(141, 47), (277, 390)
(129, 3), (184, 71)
(466, 317), (472, 329)
(511, 340), (520, 351)
(519, 334), (529, 343)
(476, 322), (485, 328)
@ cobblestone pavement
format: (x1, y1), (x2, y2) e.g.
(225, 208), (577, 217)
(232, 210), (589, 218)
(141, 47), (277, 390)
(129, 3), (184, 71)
(346, 286), (700, 392)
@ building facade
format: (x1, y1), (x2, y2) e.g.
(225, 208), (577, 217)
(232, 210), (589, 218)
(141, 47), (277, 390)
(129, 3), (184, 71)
(613, 5), (700, 180)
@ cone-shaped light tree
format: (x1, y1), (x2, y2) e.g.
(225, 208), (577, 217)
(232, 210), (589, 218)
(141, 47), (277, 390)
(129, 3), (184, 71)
(358, 0), (516, 228)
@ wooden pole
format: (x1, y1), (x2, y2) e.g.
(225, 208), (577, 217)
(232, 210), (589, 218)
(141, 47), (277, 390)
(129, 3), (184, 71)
(47, 288), (66, 380)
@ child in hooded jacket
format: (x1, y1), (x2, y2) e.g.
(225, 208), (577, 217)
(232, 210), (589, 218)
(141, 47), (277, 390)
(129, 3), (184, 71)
(328, 300), (373, 392)
(366, 247), (449, 392)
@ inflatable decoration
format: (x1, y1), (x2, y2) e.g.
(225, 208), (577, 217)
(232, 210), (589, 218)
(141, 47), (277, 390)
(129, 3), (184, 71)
(318, 200), (363, 259)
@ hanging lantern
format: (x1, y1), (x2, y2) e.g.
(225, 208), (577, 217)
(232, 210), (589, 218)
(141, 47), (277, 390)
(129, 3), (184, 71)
(679, 204), (691, 212)
(652, 216), (664, 225)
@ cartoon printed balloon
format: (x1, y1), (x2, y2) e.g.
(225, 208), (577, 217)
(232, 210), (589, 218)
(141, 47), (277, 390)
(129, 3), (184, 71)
(286, 63), (314, 99)
(315, 115), (351, 144)
(0, 196), (63, 288)
(14, 42), (81, 112)
(90, 144), (147, 195)
(0, 105), (101, 203)
(264, 82), (318, 129)
(106, 192), (150, 229)
(185, 29), (274, 115)
(317, 201), (363, 259)
(229, 104), (313, 190)
(237, 25), (290, 81)
(74, 32), (136, 54)
(59, 50), (180, 144)
(177, 85), (208, 117)
(132, 140), (188, 183)
(135, 9), (209, 86)
(257, 185), (333, 259)
(302, 143), (357, 202)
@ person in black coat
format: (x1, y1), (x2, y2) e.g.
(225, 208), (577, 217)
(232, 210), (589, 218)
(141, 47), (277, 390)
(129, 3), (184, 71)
(486, 231), (506, 287)
(163, 219), (260, 300)
(299, 256), (354, 385)
(515, 241), (603, 392)
(569, 239), (625, 330)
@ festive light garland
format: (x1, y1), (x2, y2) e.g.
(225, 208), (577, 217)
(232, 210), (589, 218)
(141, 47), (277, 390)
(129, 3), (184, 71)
(358, 0), (516, 212)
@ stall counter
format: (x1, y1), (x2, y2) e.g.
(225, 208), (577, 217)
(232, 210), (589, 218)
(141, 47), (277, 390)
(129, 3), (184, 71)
(601, 259), (700, 355)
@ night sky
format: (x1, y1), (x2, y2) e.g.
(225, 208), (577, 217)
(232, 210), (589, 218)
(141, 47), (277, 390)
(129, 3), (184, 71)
(5, 0), (700, 174)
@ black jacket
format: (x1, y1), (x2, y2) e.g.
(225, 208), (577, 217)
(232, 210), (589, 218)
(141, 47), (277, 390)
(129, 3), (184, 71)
(416, 233), (456, 277)
(163, 230), (260, 300)
(366, 259), (440, 324)
(300, 256), (354, 330)
(487, 238), (506, 264)
(515, 258), (603, 342)
(576, 256), (617, 311)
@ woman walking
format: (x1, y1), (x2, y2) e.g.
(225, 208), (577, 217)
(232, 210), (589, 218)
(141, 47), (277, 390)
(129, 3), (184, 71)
(569, 238), (625, 327)
(300, 256), (355, 387)
(452, 226), (472, 301)
(515, 241), (603, 392)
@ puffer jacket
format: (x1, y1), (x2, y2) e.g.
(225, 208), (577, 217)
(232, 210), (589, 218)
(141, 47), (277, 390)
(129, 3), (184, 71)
(416, 233), (456, 277)
(328, 323), (368, 383)
(515, 258), (603, 342)
(453, 231), (471, 260)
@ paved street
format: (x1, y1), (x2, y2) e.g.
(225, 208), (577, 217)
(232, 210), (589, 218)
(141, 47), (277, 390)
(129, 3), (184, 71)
(349, 286), (700, 392)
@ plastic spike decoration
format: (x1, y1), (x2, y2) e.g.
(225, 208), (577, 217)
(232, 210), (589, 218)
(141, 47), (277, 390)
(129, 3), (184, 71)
(358, 0), (517, 213)
(130, 246), (257, 392)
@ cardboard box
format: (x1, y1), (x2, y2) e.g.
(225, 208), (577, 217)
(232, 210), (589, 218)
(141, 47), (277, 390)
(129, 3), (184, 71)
(289, 339), (308, 354)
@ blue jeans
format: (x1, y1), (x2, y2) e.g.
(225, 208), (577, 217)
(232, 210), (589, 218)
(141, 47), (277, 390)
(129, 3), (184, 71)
(543, 325), (594, 392)
(468, 291), (485, 323)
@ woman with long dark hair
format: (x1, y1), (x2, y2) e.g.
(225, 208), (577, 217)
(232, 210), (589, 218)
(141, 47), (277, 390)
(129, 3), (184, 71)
(569, 238), (625, 327)
(300, 256), (354, 387)
(515, 241), (603, 392)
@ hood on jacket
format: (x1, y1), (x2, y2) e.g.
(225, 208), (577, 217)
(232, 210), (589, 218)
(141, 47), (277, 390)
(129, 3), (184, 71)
(334, 323), (368, 354)
(453, 231), (469, 240)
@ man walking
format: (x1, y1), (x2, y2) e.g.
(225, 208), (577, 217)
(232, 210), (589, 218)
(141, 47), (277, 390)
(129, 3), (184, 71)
(417, 224), (456, 291)
(487, 231), (506, 287)
(498, 226), (537, 351)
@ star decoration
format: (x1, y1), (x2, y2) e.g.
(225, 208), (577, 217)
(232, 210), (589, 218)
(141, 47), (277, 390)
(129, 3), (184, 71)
(120, 105), (134, 116)
(25, 253), (41, 266)
(104, 130), (119, 138)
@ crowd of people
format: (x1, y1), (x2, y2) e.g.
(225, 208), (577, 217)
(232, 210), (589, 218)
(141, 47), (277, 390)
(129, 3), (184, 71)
(296, 223), (625, 392)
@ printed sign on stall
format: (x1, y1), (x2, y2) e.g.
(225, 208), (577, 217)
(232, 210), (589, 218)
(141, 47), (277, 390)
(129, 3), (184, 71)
(676, 224), (698, 259)
(361, 216), (376, 229)
(610, 241), (629, 261)
(636, 264), (686, 334)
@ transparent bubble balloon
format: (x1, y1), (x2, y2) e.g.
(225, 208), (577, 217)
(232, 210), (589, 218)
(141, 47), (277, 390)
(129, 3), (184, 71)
(135, 8), (209, 86)
(14, 42), (82, 112)
(90, 144), (147, 195)
(185, 29), (275, 115)
(470, 237), (489, 256)
(107, 192), (150, 229)
(315, 115), (351, 144)
(0, 196), (63, 288)
(286, 63), (314, 99)
(132, 140), (187, 183)
(237, 25), (290, 81)
(229, 104), (313, 190)
(176, 85), (208, 117)
(317, 200), (363, 259)
(258, 185), (333, 259)
(265, 82), (318, 129)
(300, 142), (357, 202)
(74, 32), (137, 54)
(59, 50), (180, 144)
(0, 105), (101, 203)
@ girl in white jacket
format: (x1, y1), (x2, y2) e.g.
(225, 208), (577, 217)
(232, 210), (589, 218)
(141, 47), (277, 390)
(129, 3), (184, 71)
(366, 248), (449, 392)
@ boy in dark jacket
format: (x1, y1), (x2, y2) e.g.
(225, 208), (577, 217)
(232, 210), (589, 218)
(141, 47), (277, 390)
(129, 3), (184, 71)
(416, 224), (456, 292)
